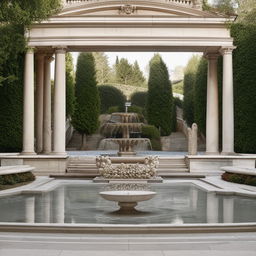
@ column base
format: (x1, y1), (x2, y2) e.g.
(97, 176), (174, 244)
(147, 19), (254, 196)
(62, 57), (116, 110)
(205, 151), (220, 155)
(221, 152), (236, 156)
(20, 151), (36, 156)
(52, 152), (68, 156)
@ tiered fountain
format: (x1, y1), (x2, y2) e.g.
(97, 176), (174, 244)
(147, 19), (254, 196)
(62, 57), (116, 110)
(97, 112), (160, 212)
(99, 112), (151, 156)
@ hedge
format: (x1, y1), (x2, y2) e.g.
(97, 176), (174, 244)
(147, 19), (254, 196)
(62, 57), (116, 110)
(222, 172), (256, 187)
(0, 172), (35, 187)
(98, 85), (126, 113)
(130, 91), (148, 108)
(232, 24), (256, 153)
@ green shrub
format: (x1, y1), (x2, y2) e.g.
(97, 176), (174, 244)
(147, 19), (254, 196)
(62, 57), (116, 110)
(130, 91), (148, 108)
(107, 106), (120, 114)
(98, 85), (126, 113)
(0, 172), (35, 186)
(141, 125), (160, 140)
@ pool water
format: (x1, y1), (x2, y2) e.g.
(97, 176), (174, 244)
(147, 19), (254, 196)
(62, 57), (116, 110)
(0, 183), (256, 224)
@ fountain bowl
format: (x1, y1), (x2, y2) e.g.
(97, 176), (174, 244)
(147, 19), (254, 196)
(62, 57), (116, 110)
(99, 190), (156, 212)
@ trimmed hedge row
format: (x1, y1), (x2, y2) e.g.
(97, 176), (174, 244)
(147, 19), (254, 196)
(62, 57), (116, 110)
(98, 85), (126, 114)
(130, 91), (147, 108)
(0, 171), (35, 186)
(232, 24), (256, 153)
(222, 172), (256, 187)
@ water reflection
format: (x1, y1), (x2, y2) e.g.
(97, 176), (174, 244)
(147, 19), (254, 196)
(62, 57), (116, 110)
(0, 183), (255, 224)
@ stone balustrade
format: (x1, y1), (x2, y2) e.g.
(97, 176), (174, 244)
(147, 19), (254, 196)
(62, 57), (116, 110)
(64, 0), (201, 9)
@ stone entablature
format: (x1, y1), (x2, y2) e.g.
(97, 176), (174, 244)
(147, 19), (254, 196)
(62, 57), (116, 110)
(64, 0), (202, 10)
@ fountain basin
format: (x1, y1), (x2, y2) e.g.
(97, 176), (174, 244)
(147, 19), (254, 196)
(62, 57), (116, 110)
(99, 190), (156, 212)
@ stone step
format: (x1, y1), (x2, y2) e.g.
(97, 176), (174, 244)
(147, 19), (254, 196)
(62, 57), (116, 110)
(66, 156), (189, 174)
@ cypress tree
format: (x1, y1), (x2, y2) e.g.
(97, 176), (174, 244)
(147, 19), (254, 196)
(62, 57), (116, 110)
(115, 58), (133, 84)
(66, 52), (75, 118)
(131, 61), (146, 86)
(183, 55), (200, 127)
(72, 53), (100, 149)
(194, 58), (208, 135)
(147, 54), (174, 136)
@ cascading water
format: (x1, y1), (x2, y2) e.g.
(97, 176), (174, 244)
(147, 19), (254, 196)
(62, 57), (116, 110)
(98, 112), (152, 155)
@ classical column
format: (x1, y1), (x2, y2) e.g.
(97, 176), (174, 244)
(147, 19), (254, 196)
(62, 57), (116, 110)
(205, 53), (219, 154)
(53, 47), (66, 155)
(43, 55), (54, 154)
(221, 47), (236, 155)
(22, 48), (35, 155)
(36, 54), (45, 153)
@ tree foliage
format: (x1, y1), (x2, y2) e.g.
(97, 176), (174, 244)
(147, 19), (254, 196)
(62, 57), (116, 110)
(93, 52), (111, 84)
(147, 54), (174, 136)
(66, 53), (75, 118)
(0, 0), (61, 152)
(183, 55), (201, 127)
(115, 58), (133, 85)
(72, 53), (100, 139)
(0, 0), (61, 25)
(114, 57), (146, 86)
(130, 61), (146, 86)
(98, 85), (126, 113)
(193, 58), (208, 135)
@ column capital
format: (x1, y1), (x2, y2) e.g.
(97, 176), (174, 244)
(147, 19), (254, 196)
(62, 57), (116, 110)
(220, 46), (237, 55)
(54, 46), (67, 54)
(204, 53), (220, 60)
(45, 55), (54, 63)
(26, 47), (35, 54)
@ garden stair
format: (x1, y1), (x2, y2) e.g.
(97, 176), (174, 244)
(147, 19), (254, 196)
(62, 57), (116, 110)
(64, 156), (189, 178)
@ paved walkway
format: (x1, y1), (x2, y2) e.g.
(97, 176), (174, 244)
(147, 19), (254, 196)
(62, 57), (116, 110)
(0, 232), (256, 256)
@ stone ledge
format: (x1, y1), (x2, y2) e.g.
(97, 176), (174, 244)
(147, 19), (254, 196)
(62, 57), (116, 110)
(221, 166), (256, 176)
(0, 165), (35, 176)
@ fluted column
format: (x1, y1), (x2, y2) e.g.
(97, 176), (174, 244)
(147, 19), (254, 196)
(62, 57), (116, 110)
(36, 54), (45, 153)
(205, 53), (219, 154)
(221, 47), (236, 155)
(53, 47), (66, 155)
(22, 48), (36, 155)
(43, 55), (54, 154)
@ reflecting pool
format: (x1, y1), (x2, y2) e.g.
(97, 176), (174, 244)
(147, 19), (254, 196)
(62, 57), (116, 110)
(0, 183), (256, 224)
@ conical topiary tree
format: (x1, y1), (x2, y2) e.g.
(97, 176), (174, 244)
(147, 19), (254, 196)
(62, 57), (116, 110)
(146, 54), (174, 136)
(72, 53), (100, 149)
